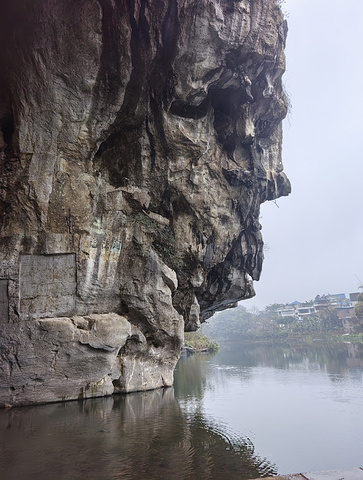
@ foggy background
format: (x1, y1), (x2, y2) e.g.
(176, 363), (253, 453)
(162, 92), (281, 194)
(244, 0), (363, 309)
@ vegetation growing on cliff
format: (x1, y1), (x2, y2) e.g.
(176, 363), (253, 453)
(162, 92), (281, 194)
(128, 212), (183, 271)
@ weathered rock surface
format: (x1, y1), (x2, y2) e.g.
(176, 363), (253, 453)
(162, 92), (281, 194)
(0, 0), (290, 405)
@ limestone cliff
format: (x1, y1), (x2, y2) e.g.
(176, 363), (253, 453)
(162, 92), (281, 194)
(0, 0), (290, 406)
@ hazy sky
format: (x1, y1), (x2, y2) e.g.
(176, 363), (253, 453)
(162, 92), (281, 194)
(244, 0), (363, 309)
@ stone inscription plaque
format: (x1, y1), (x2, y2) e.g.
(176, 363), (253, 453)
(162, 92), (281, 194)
(0, 279), (9, 322)
(19, 254), (76, 318)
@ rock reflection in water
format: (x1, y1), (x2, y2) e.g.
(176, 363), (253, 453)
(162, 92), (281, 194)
(0, 387), (276, 480)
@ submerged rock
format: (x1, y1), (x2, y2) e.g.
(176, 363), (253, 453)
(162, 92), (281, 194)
(0, 0), (290, 405)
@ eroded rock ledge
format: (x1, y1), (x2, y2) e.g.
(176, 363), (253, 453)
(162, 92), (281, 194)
(0, 0), (290, 406)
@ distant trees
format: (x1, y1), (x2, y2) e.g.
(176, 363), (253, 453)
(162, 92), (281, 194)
(264, 304), (284, 322)
(277, 315), (295, 325)
(201, 301), (345, 343)
(318, 306), (341, 331)
(354, 293), (363, 319)
(201, 306), (260, 341)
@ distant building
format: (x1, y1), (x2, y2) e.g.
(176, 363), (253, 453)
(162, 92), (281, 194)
(277, 301), (316, 321)
(328, 293), (348, 306)
(278, 306), (298, 319)
(296, 305), (316, 316)
(277, 292), (357, 322)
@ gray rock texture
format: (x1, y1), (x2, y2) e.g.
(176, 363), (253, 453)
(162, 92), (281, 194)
(0, 0), (290, 406)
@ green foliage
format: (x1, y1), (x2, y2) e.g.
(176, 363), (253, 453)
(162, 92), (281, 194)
(128, 212), (182, 270)
(353, 292), (363, 320)
(275, 307), (343, 335)
(201, 302), (345, 343)
(201, 306), (284, 342)
(318, 306), (341, 330)
(354, 302), (363, 319)
(184, 332), (219, 352)
(340, 333), (363, 343)
(265, 303), (284, 322)
(277, 315), (295, 325)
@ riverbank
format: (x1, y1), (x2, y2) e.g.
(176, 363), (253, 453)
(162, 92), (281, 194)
(212, 333), (343, 347)
(183, 332), (219, 353)
(340, 333), (363, 343)
(200, 328), (363, 348)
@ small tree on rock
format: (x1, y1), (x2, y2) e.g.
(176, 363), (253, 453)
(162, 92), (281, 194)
(354, 300), (363, 319)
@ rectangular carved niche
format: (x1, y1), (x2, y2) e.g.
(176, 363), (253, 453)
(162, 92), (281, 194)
(0, 279), (9, 322)
(19, 254), (76, 318)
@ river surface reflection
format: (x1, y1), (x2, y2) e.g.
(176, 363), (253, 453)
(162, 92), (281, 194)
(1, 341), (362, 479)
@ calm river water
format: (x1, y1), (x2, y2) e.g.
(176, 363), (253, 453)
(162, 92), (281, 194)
(1, 341), (362, 479)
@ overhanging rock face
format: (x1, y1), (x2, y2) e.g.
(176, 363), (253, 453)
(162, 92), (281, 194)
(0, 0), (291, 406)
